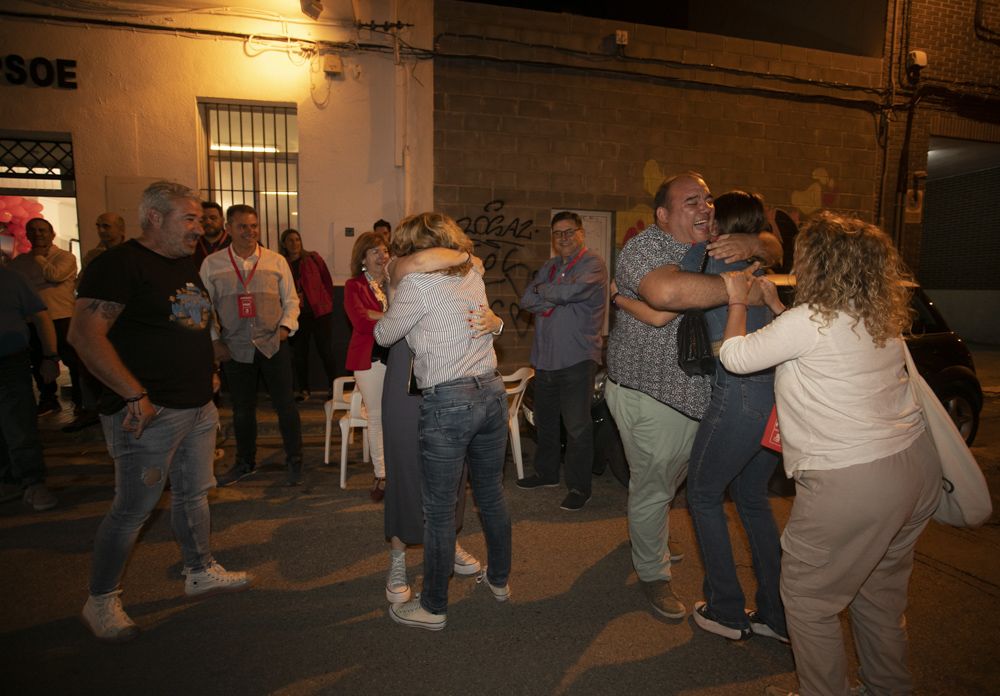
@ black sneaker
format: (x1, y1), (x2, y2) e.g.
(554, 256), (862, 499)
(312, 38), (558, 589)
(516, 475), (559, 490)
(747, 610), (790, 644)
(560, 489), (590, 511)
(36, 400), (60, 417)
(693, 601), (751, 640)
(216, 461), (256, 488)
(61, 410), (101, 433)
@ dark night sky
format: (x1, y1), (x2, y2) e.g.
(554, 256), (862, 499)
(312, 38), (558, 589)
(466, 0), (888, 57)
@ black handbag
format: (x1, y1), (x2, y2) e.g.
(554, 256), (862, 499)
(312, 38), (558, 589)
(676, 251), (715, 377)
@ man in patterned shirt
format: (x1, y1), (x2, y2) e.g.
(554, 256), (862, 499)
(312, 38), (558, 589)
(606, 172), (780, 620)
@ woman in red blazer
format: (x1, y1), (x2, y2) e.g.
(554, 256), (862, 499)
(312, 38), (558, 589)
(345, 231), (390, 501)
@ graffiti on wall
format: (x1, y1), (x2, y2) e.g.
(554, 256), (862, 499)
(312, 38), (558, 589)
(456, 200), (539, 337)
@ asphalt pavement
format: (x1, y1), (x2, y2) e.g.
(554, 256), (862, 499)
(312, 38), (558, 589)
(2, 348), (999, 695)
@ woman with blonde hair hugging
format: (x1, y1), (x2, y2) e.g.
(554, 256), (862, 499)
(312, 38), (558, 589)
(375, 212), (511, 631)
(720, 211), (940, 696)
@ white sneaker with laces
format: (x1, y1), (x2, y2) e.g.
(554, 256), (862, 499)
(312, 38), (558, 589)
(476, 568), (510, 602)
(453, 543), (482, 576)
(386, 550), (411, 603)
(183, 561), (251, 597)
(389, 599), (447, 631)
(81, 590), (139, 642)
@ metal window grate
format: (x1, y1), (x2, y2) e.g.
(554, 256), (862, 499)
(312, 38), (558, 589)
(199, 102), (299, 249)
(0, 137), (75, 195)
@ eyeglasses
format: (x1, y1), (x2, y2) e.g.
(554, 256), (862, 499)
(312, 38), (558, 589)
(552, 228), (581, 239)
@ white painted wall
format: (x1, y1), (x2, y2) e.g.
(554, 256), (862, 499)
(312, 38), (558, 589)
(0, 0), (434, 283)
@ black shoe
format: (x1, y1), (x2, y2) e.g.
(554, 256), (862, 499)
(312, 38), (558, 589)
(36, 400), (60, 417)
(560, 489), (591, 511)
(216, 461), (256, 488)
(693, 601), (752, 641)
(286, 459), (303, 486)
(516, 475), (559, 490)
(61, 411), (101, 433)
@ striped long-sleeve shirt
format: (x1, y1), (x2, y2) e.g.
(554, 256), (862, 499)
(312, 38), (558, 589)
(374, 270), (496, 389)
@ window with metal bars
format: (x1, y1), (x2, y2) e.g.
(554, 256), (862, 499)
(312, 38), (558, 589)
(199, 102), (299, 249)
(0, 135), (76, 195)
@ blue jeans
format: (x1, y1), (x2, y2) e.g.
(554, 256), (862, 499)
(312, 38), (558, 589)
(224, 342), (302, 467)
(418, 374), (511, 614)
(531, 360), (597, 494)
(0, 351), (45, 486)
(90, 402), (218, 595)
(687, 363), (785, 634)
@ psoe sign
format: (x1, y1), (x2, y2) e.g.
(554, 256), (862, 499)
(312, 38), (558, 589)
(1, 55), (78, 89)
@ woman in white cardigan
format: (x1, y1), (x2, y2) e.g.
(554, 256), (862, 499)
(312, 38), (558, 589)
(719, 212), (940, 696)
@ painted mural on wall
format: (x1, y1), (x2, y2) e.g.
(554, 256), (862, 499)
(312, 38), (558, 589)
(790, 167), (838, 215)
(456, 200), (538, 337)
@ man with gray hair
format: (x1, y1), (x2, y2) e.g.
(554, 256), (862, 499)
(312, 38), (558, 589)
(70, 180), (250, 643)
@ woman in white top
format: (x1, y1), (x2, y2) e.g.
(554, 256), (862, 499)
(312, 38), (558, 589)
(374, 212), (511, 632)
(719, 212), (941, 696)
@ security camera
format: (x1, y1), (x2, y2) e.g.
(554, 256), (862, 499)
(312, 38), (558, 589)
(908, 50), (928, 70)
(300, 0), (323, 20)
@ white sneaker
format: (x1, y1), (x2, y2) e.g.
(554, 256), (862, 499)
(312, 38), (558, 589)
(386, 551), (411, 603)
(453, 543), (482, 576)
(183, 561), (251, 597)
(476, 568), (510, 602)
(81, 590), (139, 642)
(389, 599), (446, 631)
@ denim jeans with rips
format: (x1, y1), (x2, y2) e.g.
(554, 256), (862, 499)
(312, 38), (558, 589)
(418, 374), (511, 615)
(89, 402), (218, 595)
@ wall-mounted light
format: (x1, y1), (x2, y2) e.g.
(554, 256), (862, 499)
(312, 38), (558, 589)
(300, 0), (323, 20)
(210, 145), (279, 153)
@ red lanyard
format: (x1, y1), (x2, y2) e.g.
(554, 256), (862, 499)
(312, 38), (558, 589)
(541, 248), (586, 317)
(228, 245), (260, 292)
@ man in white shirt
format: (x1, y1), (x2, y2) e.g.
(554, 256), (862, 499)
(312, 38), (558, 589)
(200, 205), (302, 486)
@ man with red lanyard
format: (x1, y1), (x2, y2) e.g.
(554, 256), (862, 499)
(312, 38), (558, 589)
(200, 204), (303, 487)
(517, 211), (608, 510)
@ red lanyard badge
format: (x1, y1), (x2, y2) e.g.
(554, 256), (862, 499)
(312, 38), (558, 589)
(229, 245), (260, 318)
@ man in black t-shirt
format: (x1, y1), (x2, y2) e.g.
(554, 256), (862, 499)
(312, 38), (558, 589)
(69, 181), (251, 643)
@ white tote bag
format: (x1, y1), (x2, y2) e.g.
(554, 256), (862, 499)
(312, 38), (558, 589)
(903, 343), (992, 528)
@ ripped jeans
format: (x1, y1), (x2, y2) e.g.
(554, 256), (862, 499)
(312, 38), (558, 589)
(89, 402), (218, 595)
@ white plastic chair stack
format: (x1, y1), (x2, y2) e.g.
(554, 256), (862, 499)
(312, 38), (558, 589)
(501, 367), (534, 480)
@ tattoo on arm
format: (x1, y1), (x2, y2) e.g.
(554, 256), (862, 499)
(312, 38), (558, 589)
(84, 299), (125, 322)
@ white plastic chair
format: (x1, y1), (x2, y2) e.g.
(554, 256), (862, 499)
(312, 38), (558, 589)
(502, 367), (534, 480)
(323, 376), (357, 467)
(336, 390), (370, 489)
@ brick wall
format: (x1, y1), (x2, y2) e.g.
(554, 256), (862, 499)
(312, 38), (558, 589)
(433, 0), (1000, 365)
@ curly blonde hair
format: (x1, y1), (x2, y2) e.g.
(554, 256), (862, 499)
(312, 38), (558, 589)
(792, 211), (914, 347)
(390, 212), (473, 277)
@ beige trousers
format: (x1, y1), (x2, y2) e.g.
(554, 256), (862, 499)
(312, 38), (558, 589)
(780, 431), (940, 696)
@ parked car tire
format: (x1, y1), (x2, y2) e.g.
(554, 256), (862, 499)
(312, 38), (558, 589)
(937, 383), (980, 445)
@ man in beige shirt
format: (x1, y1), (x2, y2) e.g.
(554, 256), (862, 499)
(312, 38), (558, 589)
(8, 218), (80, 416)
